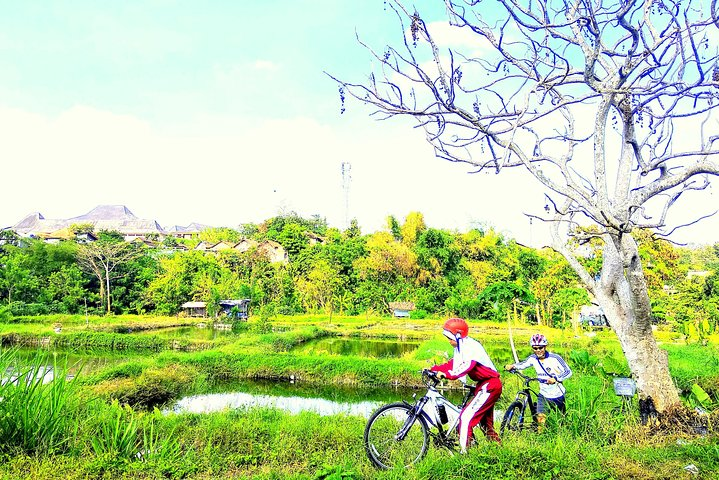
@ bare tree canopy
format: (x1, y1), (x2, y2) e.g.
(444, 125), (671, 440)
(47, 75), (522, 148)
(77, 240), (140, 314)
(332, 0), (719, 412)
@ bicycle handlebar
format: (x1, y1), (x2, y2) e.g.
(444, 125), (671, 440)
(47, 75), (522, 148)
(421, 368), (442, 386)
(507, 368), (546, 384)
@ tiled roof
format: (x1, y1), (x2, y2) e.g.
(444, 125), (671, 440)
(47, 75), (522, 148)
(12, 205), (166, 236)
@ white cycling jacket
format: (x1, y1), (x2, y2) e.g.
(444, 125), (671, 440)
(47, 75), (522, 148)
(514, 351), (572, 399)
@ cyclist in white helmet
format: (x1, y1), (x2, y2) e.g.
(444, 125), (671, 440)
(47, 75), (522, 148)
(504, 333), (572, 427)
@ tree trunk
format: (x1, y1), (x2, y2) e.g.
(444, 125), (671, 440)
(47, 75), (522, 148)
(98, 274), (106, 312)
(105, 265), (111, 314)
(596, 234), (681, 412)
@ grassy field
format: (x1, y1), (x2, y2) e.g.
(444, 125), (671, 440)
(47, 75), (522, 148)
(0, 314), (717, 479)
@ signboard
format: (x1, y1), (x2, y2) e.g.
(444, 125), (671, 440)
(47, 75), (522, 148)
(613, 377), (636, 396)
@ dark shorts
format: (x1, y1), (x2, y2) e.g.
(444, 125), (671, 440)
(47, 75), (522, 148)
(537, 395), (566, 414)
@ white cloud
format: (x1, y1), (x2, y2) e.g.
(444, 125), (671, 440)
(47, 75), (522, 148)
(425, 21), (494, 54)
(1, 103), (716, 247)
(253, 60), (279, 71)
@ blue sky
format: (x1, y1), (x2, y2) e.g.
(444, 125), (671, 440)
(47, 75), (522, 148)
(1, 1), (716, 246)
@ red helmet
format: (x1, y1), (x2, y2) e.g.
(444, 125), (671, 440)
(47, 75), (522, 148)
(530, 333), (548, 347)
(443, 317), (469, 340)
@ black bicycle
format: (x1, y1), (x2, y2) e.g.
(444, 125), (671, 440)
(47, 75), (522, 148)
(364, 369), (475, 470)
(500, 369), (542, 434)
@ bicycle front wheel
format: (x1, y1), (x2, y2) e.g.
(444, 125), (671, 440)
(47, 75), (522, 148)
(364, 402), (430, 470)
(500, 401), (526, 434)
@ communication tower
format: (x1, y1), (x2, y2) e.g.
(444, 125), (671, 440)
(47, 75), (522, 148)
(341, 162), (352, 229)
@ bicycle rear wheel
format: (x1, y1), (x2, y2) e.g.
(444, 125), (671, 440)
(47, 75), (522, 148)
(500, 401), (526, 434)
(364, 402), (430, 470)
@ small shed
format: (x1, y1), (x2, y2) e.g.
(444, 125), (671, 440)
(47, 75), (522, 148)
(181, 301), (207, 318)
(389, 301), (415, 318)
(579, 305), (608, 327)
(218, 299), (251, 320)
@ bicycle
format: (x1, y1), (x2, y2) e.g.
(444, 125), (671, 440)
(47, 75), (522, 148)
(500, 369), (542, 434)
(364, 369), (475, 470)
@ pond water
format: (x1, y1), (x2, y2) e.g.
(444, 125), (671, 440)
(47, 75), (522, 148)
(4, 346), (142, 381)
(130, 326), (234, 341)
(293, 337), (420, 358)
(165, 379), (468, 419)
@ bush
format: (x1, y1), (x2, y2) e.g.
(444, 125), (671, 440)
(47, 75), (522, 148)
(0, 305), (12, 322)
(7, 301), (51, 316)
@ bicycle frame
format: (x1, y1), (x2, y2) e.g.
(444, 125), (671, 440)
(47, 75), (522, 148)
(512, 386), (538, 424)
(399, 371), (473, 447)
(500, 369), (541, 434)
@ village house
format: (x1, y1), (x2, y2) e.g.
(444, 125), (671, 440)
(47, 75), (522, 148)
(388, 301), (416, 318)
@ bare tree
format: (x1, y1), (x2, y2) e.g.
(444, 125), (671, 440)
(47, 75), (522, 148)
(331, 0), (719, 412)
(77, 240), (140, 314)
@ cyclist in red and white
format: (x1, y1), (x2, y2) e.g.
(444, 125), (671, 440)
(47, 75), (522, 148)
(504, 333), (572, 426)
(430, 318), (502, 452)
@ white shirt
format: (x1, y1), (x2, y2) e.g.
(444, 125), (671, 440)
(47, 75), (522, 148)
(514, 351), (572, 399)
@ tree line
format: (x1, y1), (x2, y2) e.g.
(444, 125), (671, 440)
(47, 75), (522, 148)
(0, 212), (717, 336)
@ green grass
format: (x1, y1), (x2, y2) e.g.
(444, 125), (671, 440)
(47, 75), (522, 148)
(0, 315), (718, 479)
(0, 403), (716, 479)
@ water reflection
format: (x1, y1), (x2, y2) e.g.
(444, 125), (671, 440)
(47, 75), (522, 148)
(9, 347), (138, 378)
(165, 379), (467, 418)
(167, 391), (384, 418)
(294, 337), (419, 358)
(2, 365), (55, 385)
(131, 326), (233, 341)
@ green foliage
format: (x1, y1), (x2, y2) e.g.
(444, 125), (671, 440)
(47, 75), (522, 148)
(97, 364), (197, 410)
(91, 402), (140, 460)
(314, 464), (359, 480)
(568, 349), (599, 374)
(0, 349), (82, 454)
(0, 239), (90, 314)
(475, 281), (534, 321)
(690, 384), (714, 408)
(268, 326), (328, 352)
(89, 403), (183, 475)
(1, 214), (717, 335)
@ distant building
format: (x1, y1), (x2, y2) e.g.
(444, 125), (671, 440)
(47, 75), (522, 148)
(218, 299), (251, 320)
(167, 222), (210, 239)
(37, 228), (97, 244)
(181, 301), (207, 318)
(208, 241), (236, 252)
(11, 205), (165, 241)
(306, 231), (325, 245)
(389, 301), (415, 318)
(234, 238), (258, 253)
(193, 241), (211, 251)
(579, 305), (608, 327)
(257, 240), (289, 264)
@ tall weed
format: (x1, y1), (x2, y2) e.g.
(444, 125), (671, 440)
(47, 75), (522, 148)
(91, 402), (140, 460)
(0, 348), (81, 454)
(90, 402), (183, 473)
